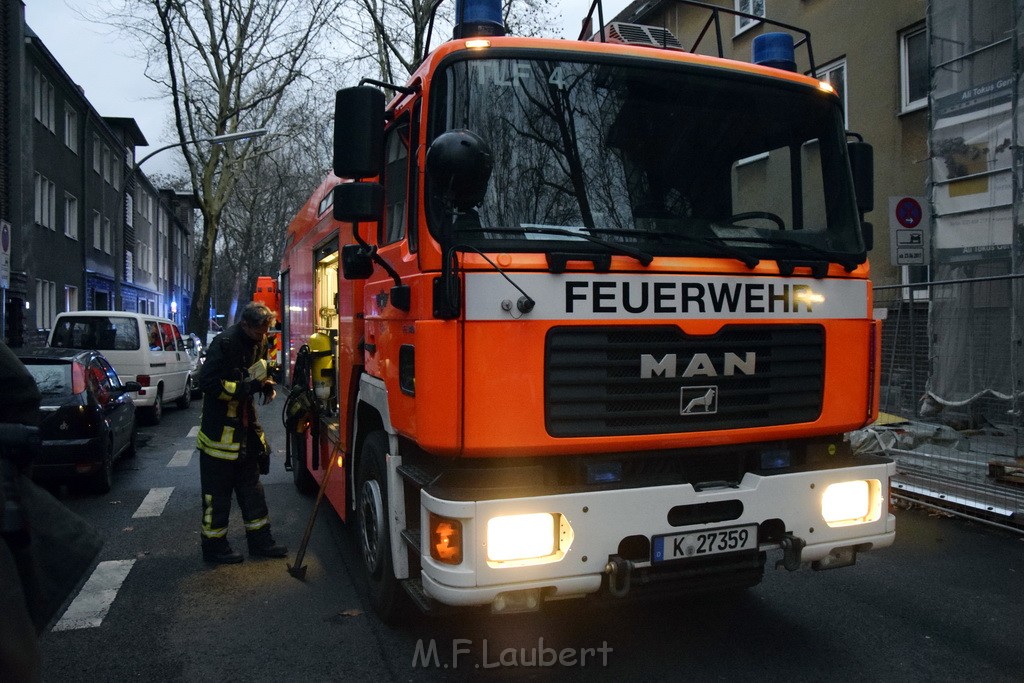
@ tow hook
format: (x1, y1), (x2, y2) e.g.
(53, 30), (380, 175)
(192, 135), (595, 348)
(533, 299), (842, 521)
(605, 556), (632, 597)
(775, 535), (806, 571)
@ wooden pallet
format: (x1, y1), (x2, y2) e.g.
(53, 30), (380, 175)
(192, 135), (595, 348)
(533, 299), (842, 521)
(988, 460), (1024, 487)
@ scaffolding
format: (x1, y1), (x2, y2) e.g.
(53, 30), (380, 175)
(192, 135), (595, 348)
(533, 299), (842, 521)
(860, 1), (1024, 530)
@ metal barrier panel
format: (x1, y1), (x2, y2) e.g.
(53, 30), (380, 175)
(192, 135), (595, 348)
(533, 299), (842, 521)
(870, 276), (1024, 532)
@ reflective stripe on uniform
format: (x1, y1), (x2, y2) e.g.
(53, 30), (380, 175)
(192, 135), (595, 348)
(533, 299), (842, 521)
(219, 379), (238, 401)
(226, 400), (238, 419)
(202, 494), (228, 538)
(244, 516), (269, 532)
(197, 428), (240, 460)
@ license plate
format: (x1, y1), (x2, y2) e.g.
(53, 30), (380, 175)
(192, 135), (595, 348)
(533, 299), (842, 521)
(652, 524), (758, 563)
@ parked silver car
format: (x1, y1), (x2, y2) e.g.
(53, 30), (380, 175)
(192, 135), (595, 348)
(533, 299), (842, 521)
(184, 333), (205, 398)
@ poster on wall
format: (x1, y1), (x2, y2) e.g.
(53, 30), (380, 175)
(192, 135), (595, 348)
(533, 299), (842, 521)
(931, 76), (1013, 265)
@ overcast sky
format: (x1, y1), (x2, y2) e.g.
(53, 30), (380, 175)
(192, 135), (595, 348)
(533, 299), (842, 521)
(24, 0), (633, 176)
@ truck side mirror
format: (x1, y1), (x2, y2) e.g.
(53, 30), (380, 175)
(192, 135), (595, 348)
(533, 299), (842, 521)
(333, 183), (383, 223)
(334, 86), (385, 179)
(848, 140), (874, 215)
(341, 244), (374, 280)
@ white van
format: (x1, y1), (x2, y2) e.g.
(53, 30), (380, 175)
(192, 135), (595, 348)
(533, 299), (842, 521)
(48, 311), (194, 424)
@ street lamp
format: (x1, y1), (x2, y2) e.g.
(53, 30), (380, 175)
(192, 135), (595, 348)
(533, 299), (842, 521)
(134, 128), (269, 168)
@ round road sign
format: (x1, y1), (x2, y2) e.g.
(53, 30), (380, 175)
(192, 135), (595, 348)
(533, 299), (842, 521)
(895, 197), (922, 228)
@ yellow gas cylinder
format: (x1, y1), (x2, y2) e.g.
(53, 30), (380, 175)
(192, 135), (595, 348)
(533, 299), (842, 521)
(308, 332), (334, 400)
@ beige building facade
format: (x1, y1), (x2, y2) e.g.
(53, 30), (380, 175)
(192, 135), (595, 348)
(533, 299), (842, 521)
(611, 0), (928, 289)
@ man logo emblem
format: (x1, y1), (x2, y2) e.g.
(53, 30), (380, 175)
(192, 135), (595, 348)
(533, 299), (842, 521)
(680, 386), (717, 415)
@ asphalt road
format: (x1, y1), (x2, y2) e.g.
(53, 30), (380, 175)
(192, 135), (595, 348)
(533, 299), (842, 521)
(34, 394), (1024, 682)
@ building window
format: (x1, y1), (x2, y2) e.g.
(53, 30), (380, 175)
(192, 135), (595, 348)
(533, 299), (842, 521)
(65, 108), (78, 152)
(32, 68), (41, 121)
(125, 192), (134, 227)
(110, 151), (121, 190)
(35, 279), (57, 330)
(65, 285), (79, 312)
(93, 135), (101, 173)
(901, 265), (931, 300)
(103, 217), (112, 254)
(818, 58), (848, 125)
(900, 24), (927, 113)
(102, 147), (111, 184)
(32, 68), (55, 132)
(735, 0), (765, 36)
(34, 173), (56, 228)
(93, 212), (102, 250)
(64, 193), (78, 239)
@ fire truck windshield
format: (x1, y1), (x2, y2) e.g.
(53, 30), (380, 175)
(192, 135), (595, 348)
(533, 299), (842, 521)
(427, 55), (865, 266)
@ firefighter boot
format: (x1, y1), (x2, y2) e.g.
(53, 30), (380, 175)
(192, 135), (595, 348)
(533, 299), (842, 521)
(202, 539), (244, 565)
(247, 529), (287, 558)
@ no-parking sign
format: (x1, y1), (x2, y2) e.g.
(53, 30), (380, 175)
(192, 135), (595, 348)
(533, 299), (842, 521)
(888, 196), (930, 266)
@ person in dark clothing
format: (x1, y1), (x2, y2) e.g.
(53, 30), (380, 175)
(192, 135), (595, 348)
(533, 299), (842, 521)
(197, 302), (286, 564)
(1, 340), (103, 681)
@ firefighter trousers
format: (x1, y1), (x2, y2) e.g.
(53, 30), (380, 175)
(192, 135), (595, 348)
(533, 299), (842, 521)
(199, 442), (274, 551)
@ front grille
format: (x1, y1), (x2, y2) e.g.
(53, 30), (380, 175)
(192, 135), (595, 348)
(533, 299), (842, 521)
(545, 325), (824, 437)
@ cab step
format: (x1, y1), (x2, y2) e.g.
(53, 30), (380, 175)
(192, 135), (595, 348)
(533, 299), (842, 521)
(400, 527), (421, 554)
(401, 578), (446, 615)
(397, 462), (435, 488)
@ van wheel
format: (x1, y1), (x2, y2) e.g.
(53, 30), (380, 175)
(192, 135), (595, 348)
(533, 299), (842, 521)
(356, 431), (406, 624)
(176, 380), (192, 410)
(143, 388), (163, 425)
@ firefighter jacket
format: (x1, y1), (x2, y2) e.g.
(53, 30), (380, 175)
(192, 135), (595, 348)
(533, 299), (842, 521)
(196, 324), (268, 461)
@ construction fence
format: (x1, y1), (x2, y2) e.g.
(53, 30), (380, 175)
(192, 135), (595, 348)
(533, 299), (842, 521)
(864, 273), (1024, 533)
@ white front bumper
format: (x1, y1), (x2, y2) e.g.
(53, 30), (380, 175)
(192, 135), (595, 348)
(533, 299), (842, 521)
(419, 460), (896, 607)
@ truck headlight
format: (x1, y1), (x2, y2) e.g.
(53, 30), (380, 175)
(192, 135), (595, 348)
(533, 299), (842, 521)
(821, 480), (882, 527)
(486, 513), (558, 563)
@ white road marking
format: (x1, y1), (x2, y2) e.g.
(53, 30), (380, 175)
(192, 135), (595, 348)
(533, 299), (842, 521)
(132, 487), (174, 518)
(187, 425), (200, 437)
(52, 560), (136, 631)
(167, 449), (193, 467)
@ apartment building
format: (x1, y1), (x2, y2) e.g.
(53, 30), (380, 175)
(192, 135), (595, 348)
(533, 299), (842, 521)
(1, 3), (195, 346)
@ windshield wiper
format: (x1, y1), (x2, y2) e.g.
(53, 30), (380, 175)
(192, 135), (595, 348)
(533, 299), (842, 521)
(715, 234), (862, 273)
(587, 228), (759, 269)
(458, 226), (654, 266)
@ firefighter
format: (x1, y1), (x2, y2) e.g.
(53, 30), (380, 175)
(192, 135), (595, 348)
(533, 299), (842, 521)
(197, 302), (287, 563)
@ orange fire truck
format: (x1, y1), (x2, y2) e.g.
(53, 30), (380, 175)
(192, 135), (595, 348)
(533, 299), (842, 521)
(280, 0), (895, 621)
(253, 275), (283, 379)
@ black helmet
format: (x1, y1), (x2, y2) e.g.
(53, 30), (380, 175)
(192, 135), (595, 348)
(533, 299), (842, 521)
(426, 129), (493, 210)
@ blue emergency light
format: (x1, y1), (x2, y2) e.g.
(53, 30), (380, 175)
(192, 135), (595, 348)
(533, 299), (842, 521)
(752, 32), (796, 72)
(454, 0), (506, 39)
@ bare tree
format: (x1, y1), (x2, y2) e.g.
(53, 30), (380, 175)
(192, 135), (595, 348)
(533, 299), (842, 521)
(216, 96), (332, 323)
(110, 0), (341, 339)
(336, 0), (560, 82)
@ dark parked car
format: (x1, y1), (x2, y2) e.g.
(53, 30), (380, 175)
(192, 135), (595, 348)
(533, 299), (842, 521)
(17, 347), (140, 494)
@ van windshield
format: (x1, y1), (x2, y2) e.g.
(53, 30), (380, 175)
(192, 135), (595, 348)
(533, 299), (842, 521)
(51, 316), (141, 351)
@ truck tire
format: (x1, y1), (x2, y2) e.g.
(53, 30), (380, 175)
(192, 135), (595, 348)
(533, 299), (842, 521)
(289, 432), (317, 495)
(356, 431), (405, 623)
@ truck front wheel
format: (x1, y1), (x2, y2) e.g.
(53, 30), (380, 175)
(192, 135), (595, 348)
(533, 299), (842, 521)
(356, 431), (404, 623)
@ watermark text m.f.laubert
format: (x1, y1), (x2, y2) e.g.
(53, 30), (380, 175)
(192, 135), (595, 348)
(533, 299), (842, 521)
(412, 638), (613, 669)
